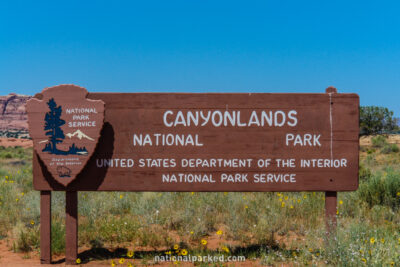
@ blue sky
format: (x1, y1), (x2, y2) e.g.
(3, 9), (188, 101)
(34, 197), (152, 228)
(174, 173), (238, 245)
(1, 1), (399, 116)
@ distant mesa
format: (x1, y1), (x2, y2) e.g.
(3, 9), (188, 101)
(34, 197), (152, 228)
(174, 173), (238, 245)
(0, 93), (31, 139)
(66, 129), (94, 141)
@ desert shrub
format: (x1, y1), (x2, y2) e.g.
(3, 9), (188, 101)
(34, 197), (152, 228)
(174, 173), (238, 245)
(367, 148), (375, 154)
(51, 219), (66, 254)
(12, 222), (40, 253)
(13, 230), (38, 252)
(358, 168), (400, 210)
(392, 144), (400, 153)
(365, 154), (377, 166)
(370, 205), (395, 223)
(325, 222), (400, 266)
(359, 164), (372, 181)
(381, 144), (400, 154)
(371, 135), (387, 148)
(0, 146), (31, 160)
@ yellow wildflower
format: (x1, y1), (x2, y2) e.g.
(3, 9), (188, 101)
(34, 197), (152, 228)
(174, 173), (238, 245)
(216, 230), (223, 235)
(361, 258), (366, 263)
(118, 258), (125, 264)
(336, 210), (339, 215)
(224, 192), (228, 195)
(190, 231), (194, 235)
(76, 258), (81, 264)
(181, 249), (188, 256)
(339, 200), (343, 205)
(279, 198), (283, 202)
(173, 244), (179, 250)
(281, 202), (285, 208)
(119, 194), (124, 199)
(284, 196), (288, 200)
(127, 250), (134, 258)
(370, 237), (375, 244)
(380, 238), (385, 244)
(396, 192), (400, 196)
(15, 198), (19, 202)
(309, 248), (313, 252)
(290, 205), (294, 209)
(191, 192), (194, 195)
(21, 192), (24, 196)
(244, 205), (248, 209)
(30, 220), (35, 225)
(303, 195), (307, 199)
(127, 263), (133, 267)
(297, 199), (301, 203)
(110, 260), (116, 267)
(201, 239), (207, 245)
(221, 246), (229, 253)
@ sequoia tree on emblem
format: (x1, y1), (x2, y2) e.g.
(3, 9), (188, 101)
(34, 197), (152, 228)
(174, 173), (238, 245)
(27, 85), (105, 186)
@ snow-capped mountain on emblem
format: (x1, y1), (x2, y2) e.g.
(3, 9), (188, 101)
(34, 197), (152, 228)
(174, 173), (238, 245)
(66, 129), (95, 141)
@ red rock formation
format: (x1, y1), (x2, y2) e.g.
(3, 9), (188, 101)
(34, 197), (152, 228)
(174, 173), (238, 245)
(0, 93), (31, 138)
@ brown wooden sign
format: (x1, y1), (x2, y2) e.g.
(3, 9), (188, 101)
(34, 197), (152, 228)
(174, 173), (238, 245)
(31, 86), (359, 192)
(27, 85), (105, 186)
(28, 85), (359, 265)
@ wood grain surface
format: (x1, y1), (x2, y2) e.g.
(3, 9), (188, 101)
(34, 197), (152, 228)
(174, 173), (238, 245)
(32, 90), (359, 191)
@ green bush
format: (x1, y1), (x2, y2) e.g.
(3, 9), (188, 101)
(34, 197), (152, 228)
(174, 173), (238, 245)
(367, 148), (375, 154)
(358, 168), (400, 210)
(391, 144), (399, 153)
(359, 164), (372, 181)
(371, 135), (387, 148)
(381, 144), (400, 154)
(0, 147), (31, 160)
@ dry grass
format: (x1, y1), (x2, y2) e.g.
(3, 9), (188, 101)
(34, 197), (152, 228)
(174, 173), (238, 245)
(0, 143), (399, 266)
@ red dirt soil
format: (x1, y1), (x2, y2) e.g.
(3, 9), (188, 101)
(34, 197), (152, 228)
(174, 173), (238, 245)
(0, 240), (264, 266)
(0, 138), (32, 148)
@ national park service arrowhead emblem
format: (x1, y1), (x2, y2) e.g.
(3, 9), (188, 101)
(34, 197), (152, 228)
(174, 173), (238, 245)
(26, 85), (104, 186)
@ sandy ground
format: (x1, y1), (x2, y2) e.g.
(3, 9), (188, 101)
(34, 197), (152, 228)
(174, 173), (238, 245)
(359, 134), (400, 146)
(0, 138), (32, 148)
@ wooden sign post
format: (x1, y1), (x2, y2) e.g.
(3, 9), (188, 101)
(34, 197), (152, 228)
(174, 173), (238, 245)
(27, 85), (359, 264)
